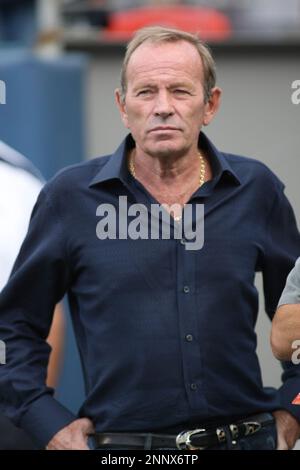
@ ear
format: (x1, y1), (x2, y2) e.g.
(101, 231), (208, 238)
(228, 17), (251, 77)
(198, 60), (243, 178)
(115, 88), (130, 129)
(203, 87), (222, 126)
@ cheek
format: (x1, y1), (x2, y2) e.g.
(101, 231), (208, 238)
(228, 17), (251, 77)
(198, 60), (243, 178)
(191, 108), (206, 130)
(126, 106), (149, 130)
(178, 102), (204, 119)
(122, 113), (130, 128)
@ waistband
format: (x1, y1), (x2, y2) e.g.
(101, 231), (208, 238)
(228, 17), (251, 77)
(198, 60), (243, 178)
(91, 412), (274, 450)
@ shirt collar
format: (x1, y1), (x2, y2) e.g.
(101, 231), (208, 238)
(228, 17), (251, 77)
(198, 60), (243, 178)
(199, 132), (241, 186)
(89, 132), (241, 188)
(89, 134), (134, 188)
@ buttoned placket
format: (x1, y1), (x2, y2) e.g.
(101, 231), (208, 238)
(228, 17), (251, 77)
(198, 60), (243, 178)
(175, 202), (208, 413)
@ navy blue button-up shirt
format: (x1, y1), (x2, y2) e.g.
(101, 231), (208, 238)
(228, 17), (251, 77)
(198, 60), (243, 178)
(0, 133), (300, 448)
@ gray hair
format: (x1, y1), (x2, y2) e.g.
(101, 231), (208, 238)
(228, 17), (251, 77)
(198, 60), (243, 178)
(120, 26), (217, 103)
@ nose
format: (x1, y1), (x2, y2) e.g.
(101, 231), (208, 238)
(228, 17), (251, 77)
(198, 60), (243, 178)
(153, 90), (174, 119)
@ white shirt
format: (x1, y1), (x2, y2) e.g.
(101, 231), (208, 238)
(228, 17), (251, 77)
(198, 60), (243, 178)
(0, 145), (42, 290)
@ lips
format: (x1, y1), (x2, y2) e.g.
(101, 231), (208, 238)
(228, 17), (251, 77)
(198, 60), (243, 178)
(149, 127), (180, 132)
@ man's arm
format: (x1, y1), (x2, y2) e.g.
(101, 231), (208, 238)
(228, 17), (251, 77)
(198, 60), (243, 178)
(262, 183), (300, 449)
(271, 258), (300, 361)
(45, 303), (95, 450)
(271, 304), (300, 361)
(0, 185), (76, 448)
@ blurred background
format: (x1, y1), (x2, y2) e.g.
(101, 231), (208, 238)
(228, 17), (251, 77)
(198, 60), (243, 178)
(0, 0), (299, 445)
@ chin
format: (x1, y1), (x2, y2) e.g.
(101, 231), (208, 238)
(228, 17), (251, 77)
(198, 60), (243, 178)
(153, 147), (185, 158)
(146, 141), (184, 157)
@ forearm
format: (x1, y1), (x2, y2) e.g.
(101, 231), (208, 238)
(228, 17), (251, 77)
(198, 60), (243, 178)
(271, 304), (300, 361)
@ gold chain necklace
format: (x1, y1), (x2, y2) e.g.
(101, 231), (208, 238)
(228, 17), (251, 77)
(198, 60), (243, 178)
(128, 151), (206, 221)
(128, 151), (206, 187)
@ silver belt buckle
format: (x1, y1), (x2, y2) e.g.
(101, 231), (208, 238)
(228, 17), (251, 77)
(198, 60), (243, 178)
(176, 428), (206, 450)
(244, 421), (261, 435)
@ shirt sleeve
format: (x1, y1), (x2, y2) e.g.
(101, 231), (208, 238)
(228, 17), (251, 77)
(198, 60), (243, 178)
(261, 183), (300, 422)
(277, 257), (300, 306)
(262, 182), (300, 316)
(0, 186), (76, 448)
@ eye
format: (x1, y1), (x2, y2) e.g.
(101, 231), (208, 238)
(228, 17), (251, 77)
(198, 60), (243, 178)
(137, 89), (153, 97)
(174, 89), (190, 95)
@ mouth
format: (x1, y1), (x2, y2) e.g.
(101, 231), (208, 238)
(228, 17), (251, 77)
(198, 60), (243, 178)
(149, 126), (180, 133)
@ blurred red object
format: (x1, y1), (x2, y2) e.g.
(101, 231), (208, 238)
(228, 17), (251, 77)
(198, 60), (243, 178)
(102, 6), (232, 41)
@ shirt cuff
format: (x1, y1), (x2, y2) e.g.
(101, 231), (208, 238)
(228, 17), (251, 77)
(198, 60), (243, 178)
(20, 394), (76, 448)
(279, 377), (300, 423)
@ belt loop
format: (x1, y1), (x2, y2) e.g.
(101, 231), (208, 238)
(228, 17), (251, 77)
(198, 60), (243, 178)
(144, 434), (153, 450)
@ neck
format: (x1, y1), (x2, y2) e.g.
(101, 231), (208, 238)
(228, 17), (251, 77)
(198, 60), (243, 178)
(130, 147), (203, 184)
(127, 147), (212, 216)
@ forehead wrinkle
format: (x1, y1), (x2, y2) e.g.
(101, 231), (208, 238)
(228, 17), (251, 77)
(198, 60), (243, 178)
(128, 59), (201, 76)
(133, 67), (192, 80)
(131, 76), (196, 93)
(127, 63), (202, 90)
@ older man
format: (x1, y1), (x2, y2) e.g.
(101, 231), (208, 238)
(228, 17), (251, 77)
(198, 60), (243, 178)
(0, 27), (300, 451)
(271, 258), (300, 361)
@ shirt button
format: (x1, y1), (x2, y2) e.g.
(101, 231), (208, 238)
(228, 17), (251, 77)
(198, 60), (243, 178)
(186, 334), (193, 342)
(183, 286), (190, 293)
(190, 383), (197, 391)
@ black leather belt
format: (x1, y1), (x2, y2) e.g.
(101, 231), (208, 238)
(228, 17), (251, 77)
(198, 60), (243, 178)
(91, 412), (274, 450)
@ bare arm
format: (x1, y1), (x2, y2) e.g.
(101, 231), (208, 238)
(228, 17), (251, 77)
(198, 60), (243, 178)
(271, 304), (300, 361)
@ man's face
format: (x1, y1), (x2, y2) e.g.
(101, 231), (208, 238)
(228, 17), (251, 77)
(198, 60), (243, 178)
(116, 40), (221, 158)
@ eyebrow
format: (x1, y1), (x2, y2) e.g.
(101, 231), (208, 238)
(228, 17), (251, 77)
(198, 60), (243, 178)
(132, 81), (194, 92)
